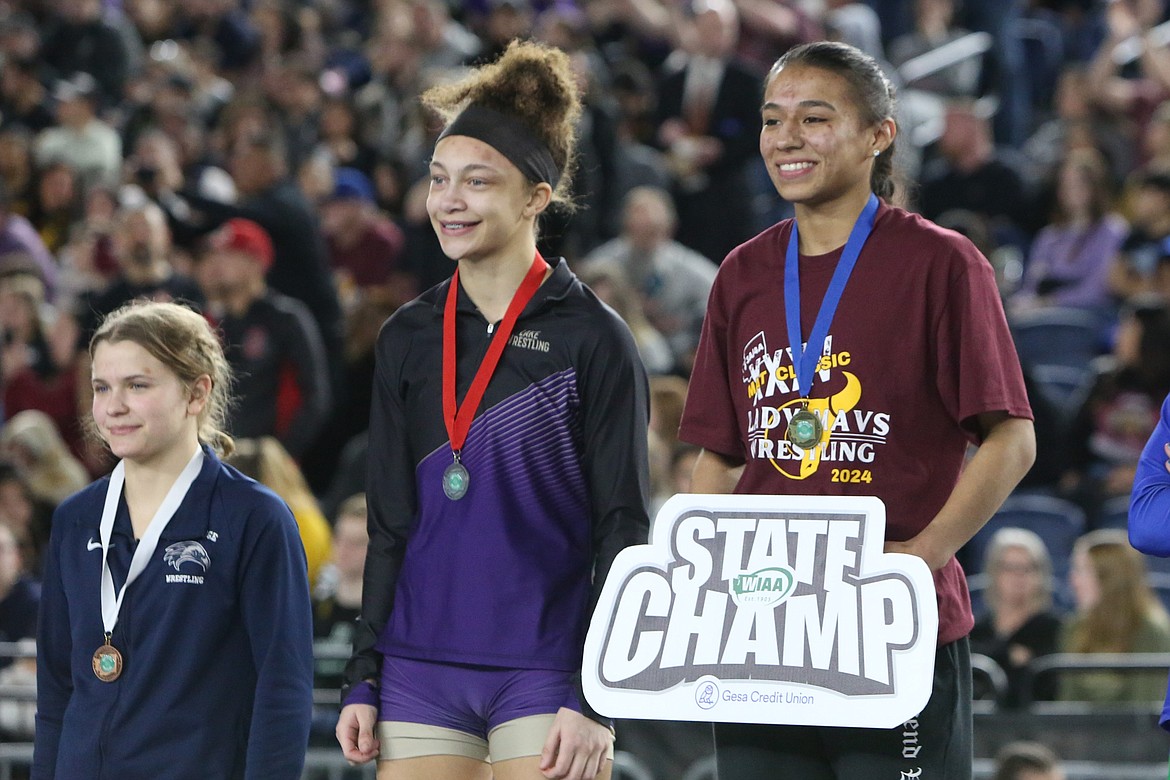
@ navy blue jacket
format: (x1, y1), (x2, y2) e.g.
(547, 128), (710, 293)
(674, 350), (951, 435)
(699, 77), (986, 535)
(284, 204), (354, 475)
(33, 447), (314, 779)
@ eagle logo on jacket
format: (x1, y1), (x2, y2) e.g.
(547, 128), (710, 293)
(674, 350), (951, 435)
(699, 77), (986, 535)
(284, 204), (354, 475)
(163, 541), (211, 572)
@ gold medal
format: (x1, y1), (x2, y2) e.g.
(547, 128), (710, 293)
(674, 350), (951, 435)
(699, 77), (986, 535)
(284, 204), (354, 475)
(92, 636), (123, 682)
(785, 408), (823, 450)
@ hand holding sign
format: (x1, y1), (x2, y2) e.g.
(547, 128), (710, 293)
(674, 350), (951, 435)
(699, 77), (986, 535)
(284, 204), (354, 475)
(582, 494), (937, 728)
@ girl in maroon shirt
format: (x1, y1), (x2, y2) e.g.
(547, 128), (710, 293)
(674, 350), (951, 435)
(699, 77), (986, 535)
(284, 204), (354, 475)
(680, 40), (1036, 780)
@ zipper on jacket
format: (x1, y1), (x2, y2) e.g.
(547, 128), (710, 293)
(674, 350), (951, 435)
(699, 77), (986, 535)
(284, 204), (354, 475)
(97, 542), (135, 780)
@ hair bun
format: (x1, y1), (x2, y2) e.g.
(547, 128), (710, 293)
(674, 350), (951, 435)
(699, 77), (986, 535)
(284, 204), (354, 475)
(477, 41), (580, 132)
(422, 39), (581, 199)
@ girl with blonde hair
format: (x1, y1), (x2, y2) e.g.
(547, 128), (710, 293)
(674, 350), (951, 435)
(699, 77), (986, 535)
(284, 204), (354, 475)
(34, 300), (314, 778)
(0, 409), (89, 505)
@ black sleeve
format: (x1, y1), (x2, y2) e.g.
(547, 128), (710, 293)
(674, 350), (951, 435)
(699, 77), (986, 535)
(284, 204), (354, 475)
(157, 188), (276, 250)
(341, 323), (416, 702)
(160, 190), (288, 247)
(576, 307), (652, 722)
(181, 190), (273, 224)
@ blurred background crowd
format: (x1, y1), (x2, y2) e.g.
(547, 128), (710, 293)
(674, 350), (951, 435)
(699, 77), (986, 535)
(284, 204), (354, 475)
(3, 0), (1170, 774)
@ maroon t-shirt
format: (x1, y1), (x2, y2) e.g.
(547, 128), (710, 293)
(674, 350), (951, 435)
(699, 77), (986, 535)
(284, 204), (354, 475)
(679, 202), (1032, 646)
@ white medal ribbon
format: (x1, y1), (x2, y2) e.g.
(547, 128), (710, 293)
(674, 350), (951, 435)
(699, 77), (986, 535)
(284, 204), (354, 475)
(99, 449), (205, 636)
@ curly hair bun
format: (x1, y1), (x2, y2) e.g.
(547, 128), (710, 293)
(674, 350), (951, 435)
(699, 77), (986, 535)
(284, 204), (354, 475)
(423, 39), (581, 198)
(474, 41), (580, 136)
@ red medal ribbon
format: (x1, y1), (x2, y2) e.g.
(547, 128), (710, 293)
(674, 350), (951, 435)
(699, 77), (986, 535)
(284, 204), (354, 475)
(443, 251), (549, 455)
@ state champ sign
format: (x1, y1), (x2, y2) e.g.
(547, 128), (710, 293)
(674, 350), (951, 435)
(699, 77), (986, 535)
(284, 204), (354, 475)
(583, 494), (938, 728)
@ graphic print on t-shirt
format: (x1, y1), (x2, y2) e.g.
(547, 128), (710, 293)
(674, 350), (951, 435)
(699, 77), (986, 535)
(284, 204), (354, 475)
(742, 331), (889, 480)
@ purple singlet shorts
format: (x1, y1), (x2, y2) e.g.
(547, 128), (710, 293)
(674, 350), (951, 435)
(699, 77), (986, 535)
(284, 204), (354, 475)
(379, 654), (583, 738)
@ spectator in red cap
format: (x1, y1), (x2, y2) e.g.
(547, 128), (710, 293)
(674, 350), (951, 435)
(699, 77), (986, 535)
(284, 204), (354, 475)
(196, 217), (332, 459)
(217, 216), (273, 269)
(164, 130), (344, 386)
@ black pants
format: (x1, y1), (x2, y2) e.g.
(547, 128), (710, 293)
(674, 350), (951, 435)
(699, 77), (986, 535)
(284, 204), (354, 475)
(713, 637), (972, 780)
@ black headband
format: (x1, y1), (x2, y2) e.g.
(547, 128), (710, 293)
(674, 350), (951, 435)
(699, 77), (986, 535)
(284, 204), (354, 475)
(436, 104), (561, 189)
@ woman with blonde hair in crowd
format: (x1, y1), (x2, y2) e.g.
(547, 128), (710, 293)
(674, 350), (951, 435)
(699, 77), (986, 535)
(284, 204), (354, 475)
(226, 435), (333, 590)
(313, 492), (370, 680)
(970, 527), (1063, 707)
(1059, 528), (1170, 702)
(0, 271), (84, 461)
(0, 408), (89, 506)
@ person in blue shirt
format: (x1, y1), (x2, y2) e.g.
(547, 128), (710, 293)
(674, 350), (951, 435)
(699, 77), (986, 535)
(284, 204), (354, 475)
(33, 300), (314, 779)
(1130, 394), (1170, 558)
(1128, 390), (1170, 732)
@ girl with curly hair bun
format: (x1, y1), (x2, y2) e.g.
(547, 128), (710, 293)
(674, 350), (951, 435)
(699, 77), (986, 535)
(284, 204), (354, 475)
(336, 41), (650, 780)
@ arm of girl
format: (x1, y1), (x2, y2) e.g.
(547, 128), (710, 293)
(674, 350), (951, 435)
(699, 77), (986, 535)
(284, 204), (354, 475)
(340, 327), (415, 712)
(578, 307), (652, 724)
(690, 448), (745, 494)
(1129, 394), (1170, 556)
(885, 413), (1036, 571)
(540, 707), (613, 780)
(336, 703), (379, 764)
(238, 496), (315, 779)
(32, 510), (72, 779)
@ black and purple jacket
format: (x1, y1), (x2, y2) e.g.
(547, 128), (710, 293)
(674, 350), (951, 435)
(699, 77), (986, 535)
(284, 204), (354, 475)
(343, 258), (651, 722)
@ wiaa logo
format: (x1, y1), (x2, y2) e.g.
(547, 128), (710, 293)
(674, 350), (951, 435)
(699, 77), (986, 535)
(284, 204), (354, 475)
(730, 566), (796, 608)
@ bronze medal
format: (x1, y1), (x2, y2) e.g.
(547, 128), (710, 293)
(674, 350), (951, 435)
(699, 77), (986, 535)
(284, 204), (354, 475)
(785, 408), (823, 450)
(92, 642), (123, 682)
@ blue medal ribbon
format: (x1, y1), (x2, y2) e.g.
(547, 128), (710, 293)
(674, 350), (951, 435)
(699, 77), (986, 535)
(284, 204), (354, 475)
(784, 193), (879, 399)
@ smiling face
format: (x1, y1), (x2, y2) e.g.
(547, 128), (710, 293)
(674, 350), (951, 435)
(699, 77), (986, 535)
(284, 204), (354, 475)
(91, 339), (207, 468)
(759, 64), (892, 211)
(426, 134), (547, 266)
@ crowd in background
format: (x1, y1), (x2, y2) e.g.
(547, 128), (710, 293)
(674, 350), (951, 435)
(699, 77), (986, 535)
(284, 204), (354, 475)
(3, 0), (1170, 758)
